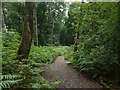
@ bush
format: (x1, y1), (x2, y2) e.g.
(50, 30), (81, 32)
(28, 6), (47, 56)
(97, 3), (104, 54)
(29, 46), (69, 63)
(2, 31), (69, 89)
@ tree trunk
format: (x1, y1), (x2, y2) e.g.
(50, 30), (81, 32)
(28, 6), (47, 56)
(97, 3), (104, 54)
(2, 6), (7, 33)
(74, 31), (79, 52)
(17, 2), (35, 60)
(34, 4), (39, 46)
(74, 2), (83, 52)
(118, 2), (120, 64)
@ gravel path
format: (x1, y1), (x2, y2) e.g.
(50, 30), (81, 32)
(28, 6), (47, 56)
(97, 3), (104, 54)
(42, 56), (102, 88)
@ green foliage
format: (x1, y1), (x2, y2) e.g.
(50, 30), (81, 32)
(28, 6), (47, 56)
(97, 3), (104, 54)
(64, 46), (74, 61)
(29, 46), (69, 63)
(3, 2), (120, 88)
(66, 2), (120, 84)
(13, 61), (53, 88)
(2, 31), (20, 48)
(29, 76), (56, 88)
(36, 2), (66, 46)
(2, 3), (25, 33)
(2, 31), (69, 88)
(2, 32), (20, 74)
(0, 74), (23, 89)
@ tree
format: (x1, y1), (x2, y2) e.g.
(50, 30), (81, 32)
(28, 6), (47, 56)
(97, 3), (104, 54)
(17, 2), (35, 60)
(2, 3), (25, 33)
(37, 2), (66, 46)
(68, 2), (120, 82)
(34, 4), (38, 46)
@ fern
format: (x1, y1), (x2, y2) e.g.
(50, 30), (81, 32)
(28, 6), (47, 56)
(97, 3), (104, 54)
(0, 74), (23, 89)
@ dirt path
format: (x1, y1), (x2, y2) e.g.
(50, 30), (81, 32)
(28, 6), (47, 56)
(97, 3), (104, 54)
(42, 56), (102, 88)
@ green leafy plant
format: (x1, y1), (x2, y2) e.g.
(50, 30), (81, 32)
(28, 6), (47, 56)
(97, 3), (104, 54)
(66, 2), (120, 86)
(0, 74), (23, 89)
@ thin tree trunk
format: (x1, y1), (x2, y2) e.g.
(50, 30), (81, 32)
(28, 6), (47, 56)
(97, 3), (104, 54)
(74, 3), (83, 52)
(34, 4), (39, 46)
(17, 2), (35, 60)
(52, 3), (55, 44)
(2, 7), (7, 33)
(49, 5), (54, 45)
(52, 18), (54, 45)
(74, 30), (79, 52)
(35, 8), (38, 46)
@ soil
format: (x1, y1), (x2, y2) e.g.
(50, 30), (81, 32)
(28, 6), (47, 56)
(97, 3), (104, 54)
(42, 56), (103, 88)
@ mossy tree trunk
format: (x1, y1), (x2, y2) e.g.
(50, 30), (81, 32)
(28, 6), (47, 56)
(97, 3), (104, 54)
(17, 2), (35, 60)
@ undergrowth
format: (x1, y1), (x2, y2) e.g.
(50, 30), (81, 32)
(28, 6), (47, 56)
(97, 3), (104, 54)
(2, 31), (69, 89)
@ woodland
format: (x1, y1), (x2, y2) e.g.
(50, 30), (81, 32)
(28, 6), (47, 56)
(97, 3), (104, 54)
(1, 1), (120, 89)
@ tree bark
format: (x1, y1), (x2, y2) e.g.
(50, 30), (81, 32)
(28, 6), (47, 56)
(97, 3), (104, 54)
(118, 2), (120, 64)
(17, 2), (35, 60)
(34, 4), (39, 46)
